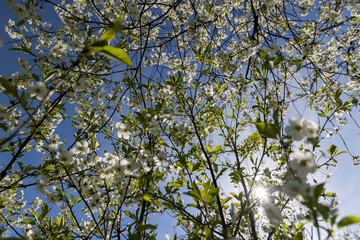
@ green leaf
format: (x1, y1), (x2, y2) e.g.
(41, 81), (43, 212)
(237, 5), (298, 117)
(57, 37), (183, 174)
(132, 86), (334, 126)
(338, 216), (360, 228)
(327, 145), (337, 155)
(123, 210), (134, 218)
(326, 192), (334, 197)
(99, 16), (123, 42)
(248, 133), (260, 140)
(273, 55), (285, 67)
(44, 165), (55, 171)
(44, 70), (57, 81)
(21, 219), (35, 225)
(325, 103), (330, 114)
(293, 231), (304, 240)
(171, 179), (185, 187)
(202, 181), (210, 194)
(336, 151), (347, 155)
(260, 49), (268, 60)
(206, 187), (219, 201)
(39, 203), (51, 221)
(184, 182), (203, 201)
(273, 107), (280, 124)
(253, 67), (261, 76)
(314, 183), (325, 201)
(205, 145), (211, 152)
(291, 58), (303, 72)
(204, 226), (211, 239)
(16, 19), (26, 26)
(70, 194), (75, 203)
(0, 123), (8, 132)
(90, 39), (108, 47)
(137, 193), (151, 202)
(187, 203), (197, 208)
(316, 203), (330, 219)
(318, 112), (326, 117)
(262, 61), (270, 74)
(334, 88), (342, 100)
(57, 215), (63, 227)
(158, 140), (169, 148)
(254, 122), (279, 139)
(269, 145), (280, 151)
(90, 46), (133, 67)
(17, 162), (24, 171)
(184, 190), (202, 201)
(0, 77), (18, 97)
(136, 224), (157, 232)
(213, 145), (222, 153)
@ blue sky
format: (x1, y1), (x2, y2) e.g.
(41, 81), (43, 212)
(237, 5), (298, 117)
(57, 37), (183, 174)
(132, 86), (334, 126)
(1, 1), (360, 238)
(0, 2), (18, 77)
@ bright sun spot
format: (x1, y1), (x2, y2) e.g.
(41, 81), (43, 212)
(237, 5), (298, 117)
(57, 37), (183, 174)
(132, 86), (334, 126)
(254, 187), (268, 200)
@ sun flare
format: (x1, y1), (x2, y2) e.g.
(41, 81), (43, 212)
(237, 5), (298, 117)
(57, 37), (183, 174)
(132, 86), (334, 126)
(254, 187), (268, 200)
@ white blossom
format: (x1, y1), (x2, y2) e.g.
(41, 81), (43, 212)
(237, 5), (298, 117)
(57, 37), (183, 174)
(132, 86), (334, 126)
(128, 2), (138, 18)
(267, 43), (280, 54)
(26, 82), (47, 101)
(72, 141), (90, 156)
(100, 167), (115, 180)
(262, 201), (283, 225)
(282, 178), (310, 198)
(285, 117), (318, 141)
(58, 150), (72, 165)
(115, 122), (132, 139)
(289, 151), (316, 177)
(10, 3), (29, 20)
(119, 158), (138, 176)
(48, 134), (65, 151)
(1, 0), (359, 238)
(18, 57), (30, 72)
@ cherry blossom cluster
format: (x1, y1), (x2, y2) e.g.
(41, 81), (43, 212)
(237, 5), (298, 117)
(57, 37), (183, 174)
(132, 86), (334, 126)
(0, 0), (359, 239)
(285, 117), (318, 141)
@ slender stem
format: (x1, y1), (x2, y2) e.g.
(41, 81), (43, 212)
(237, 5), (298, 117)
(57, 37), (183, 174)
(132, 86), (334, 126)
(190, 114), (228, 239)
